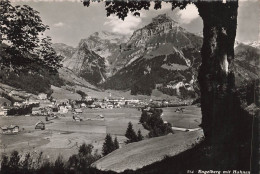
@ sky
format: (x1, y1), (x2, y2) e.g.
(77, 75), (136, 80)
(11, 0), (260, 47)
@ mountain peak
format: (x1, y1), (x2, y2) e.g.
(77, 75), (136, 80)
(152, 14), (176, 24)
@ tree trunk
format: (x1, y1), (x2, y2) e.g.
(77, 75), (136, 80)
(196, 1), (239, 143)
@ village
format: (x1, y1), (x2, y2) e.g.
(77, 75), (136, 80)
(0, 89), (193, 135)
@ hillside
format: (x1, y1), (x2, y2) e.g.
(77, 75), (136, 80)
(92, 130), (204, 173)
(53, 14), (259, 99)
(82, 31), (129, 76)
(62, 40), (106, 85)
(102, 14), (203, 97)
(52, 43), (76, 60)
(102, 14), (259, 97)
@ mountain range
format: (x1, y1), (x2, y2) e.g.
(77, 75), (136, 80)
(54, 14), (260, 98)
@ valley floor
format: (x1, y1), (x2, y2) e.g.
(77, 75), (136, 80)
(0, 106), (201, 163)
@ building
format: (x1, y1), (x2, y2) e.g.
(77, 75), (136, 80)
(74, 116), (82, 122)
(80, 103), (87, 108)
(0, 108), (8, 116)
(74, 108), (83, 114)
(35, 121), (45, 130)
(32, 107), (41, 115)
(38, 93), (47, 100)
(13, 102), (23, 107)
(0, 125), (19, 134)
(107, 104), (113, 109)
(58, 106), (68, 114)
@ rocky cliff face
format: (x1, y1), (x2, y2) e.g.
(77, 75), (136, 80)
(52, 43), (76, 61)
(81, 31), (129, 76)
(53, 14), (259, 98)
(62, 40), (106, 85)
(103, 14), (203, 97)
(231, 43), (260, 85)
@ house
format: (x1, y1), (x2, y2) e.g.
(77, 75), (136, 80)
(35, 121), (45, 130)
(0, 126), (8, 134)
(9, 125), (19, 133)
(0, 125), (19, 134)
(0, 108), (8, 116)
(38, 93), (47, 100)
(74, 108), (82, 114)
(84, 96), (92, 101)
(13, 102), (23, 107)
(107, 104), (113, 109)
(32, 107), (41, 115)
(74, 116), (82, 122)
(28, 97), (40, 105)
(80, 103), (87, 108)
(58, 106), (68, 114)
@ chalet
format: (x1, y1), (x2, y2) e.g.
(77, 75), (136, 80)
(107, 104), (113, 109)
(0, 125), (19, 134)
(13, 102), (23, 107)
(74, 116), (82, 122)
(58, 106), (68, 114)
(73, 115), (82, 122)
(84, 96), (92, 101)
(32, 107), (41, 115)
(0, 108), (8, 116)
(35, 121), (45, 130)
(0, 126), (8, 134)
(89, 104), (96, 109)
(80, 103), (87, 108)
(100, 104), (106, 109)
(74, 108), (82, 114)
(38, 93), (47, 100)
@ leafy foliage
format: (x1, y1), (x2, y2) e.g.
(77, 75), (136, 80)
(140, 108), (173, 138)
(83, 1), (191, 20)
(76, 90), (87, 99)
(0, 0), (62, 72)
(113, 137), (119, 150)
(125, 122), (138, 144)
(102, 134), (119, 156)
(0, 69), (64, 96)
(137, 129), (144, 141)
(0, 143), (102, 174)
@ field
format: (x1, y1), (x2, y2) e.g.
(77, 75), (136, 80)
(0, 108), (148, 161)
(162, 105), (202, 129)
(92, 129), (204, 172)
(0, 106), (202, 162)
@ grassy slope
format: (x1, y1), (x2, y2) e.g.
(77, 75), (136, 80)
(92, 130), (204, 173)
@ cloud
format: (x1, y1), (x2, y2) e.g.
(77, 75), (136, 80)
(104, 14), (142, 35)
(178, 4), (199, 24)
(53, 22), (64, 27)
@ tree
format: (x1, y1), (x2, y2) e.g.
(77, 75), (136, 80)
(137, 129), (144, 141)
(83, 0), (244, 143)
(102, 134), (115, 156)
(114, 137), (119, 150)
(0, 0), (62, 72)
(53, 155), (65, 174)
(8, 151), (20, 174)
(76, 90), (87, 99)
(125, 122), (138, 143)
(82, 0), (256, 169)
(1, 154), (9, 174)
